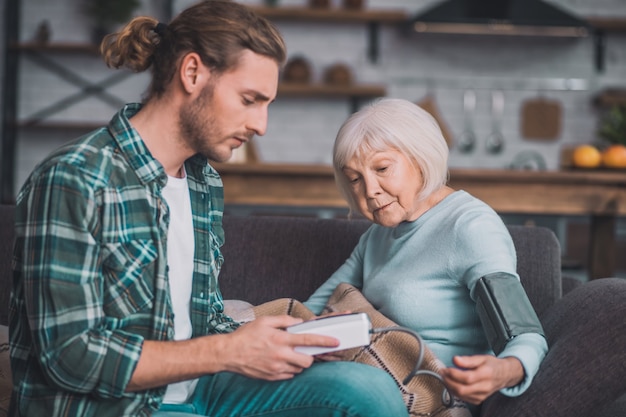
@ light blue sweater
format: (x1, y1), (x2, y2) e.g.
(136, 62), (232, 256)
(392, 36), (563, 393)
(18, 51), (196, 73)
(304, 190), (547, 397)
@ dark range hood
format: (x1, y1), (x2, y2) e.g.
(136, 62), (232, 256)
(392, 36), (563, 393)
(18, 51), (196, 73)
(411, 0), (589, 37)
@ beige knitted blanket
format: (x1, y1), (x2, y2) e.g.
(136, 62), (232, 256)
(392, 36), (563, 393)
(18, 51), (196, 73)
(249, 283), (471, 417)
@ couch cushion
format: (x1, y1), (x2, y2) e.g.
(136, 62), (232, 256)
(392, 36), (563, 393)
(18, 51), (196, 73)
(507, 225), (562, 317)
(219, 215), (562, 319)
(220, 215), (370, 304)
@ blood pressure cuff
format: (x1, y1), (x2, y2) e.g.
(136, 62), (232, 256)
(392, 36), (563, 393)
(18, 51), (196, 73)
(475, 272), (545, 355)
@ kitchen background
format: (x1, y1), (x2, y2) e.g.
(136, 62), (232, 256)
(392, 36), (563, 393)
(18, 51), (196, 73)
(1, 0), (626, 279)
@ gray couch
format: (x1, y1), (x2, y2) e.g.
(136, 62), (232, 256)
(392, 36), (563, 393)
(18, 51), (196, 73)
(0, 204), (624, 416)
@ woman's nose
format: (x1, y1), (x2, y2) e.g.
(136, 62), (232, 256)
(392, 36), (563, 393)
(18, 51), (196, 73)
(363, 176), (382, 197)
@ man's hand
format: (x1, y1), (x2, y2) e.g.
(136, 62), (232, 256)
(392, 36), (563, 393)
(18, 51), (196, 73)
(302, 310), (354, 362)
(223, 315), (340, 380)
(128, 315), (339, 391)
(440, 355), (524, 405)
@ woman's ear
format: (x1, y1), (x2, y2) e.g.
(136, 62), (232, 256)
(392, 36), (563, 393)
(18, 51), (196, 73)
(179, 52), (207, 94)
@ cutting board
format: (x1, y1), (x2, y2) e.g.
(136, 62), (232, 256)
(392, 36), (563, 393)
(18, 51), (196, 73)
(416, 95), (453, 147)
(520, 97), (562, 141)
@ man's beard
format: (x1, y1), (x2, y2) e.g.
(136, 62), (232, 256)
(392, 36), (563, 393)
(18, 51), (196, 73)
(179, 83), (228, 162)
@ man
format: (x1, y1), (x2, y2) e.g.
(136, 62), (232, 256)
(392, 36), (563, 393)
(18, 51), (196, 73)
(8, 1), (408, 416)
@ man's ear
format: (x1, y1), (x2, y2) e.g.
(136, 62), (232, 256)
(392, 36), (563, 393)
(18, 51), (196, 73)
(179, 52), (208, 94)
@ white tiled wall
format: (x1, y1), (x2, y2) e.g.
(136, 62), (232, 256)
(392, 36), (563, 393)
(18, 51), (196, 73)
(9, 0), (626, 191)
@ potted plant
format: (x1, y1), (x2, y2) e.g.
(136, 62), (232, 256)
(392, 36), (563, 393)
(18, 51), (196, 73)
(598, 104), (626, 146)
(597, 104), (626, 169)
(83, 0), (141, 44)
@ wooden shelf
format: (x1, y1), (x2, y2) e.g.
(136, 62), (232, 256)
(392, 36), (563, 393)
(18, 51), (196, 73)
(250, 6), (408, 63)
(277, 82), (385, 112)
(278, 82), (385, 98)
(587, 17), (626, 32)
(251, 7), (626, 33)
(249, 6), (408, 23)
(10, 42), (100, 54)
(16, 121), (104, 131)
(594, 89), (626, 107)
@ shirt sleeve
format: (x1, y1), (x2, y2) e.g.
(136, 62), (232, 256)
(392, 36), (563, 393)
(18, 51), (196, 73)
(453, 207), (519, 284)
(454, 206), (547, 397)
(498, 333), (548, 396)
(16, 162), (143, 399)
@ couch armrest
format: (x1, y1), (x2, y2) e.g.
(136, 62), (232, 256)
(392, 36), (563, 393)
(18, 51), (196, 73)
(481, 278), (626, 417)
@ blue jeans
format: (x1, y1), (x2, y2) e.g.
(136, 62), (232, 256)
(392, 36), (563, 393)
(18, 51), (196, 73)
(154, 361), (408, 417)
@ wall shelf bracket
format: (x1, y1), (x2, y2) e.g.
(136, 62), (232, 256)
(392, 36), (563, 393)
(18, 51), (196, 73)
(367, 21), (380, 63)
(594, 29), (605, 73)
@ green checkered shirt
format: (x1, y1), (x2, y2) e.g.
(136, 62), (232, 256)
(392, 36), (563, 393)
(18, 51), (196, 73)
(9, 103), (239, 416)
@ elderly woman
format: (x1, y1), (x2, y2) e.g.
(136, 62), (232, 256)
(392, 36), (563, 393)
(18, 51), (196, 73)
(304, 98), (547, 413)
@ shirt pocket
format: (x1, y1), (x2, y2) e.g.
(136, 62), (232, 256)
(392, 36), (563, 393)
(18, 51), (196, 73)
(101, 239), (158, 318)
(208, 229), (224, 273)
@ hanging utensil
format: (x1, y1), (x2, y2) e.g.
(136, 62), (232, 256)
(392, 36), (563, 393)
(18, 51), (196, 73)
(457, 89), (477, 153)
(486, 90), (505, 154)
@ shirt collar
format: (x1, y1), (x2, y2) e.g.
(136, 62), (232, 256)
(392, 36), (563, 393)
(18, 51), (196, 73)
(107, 103), (165, 186)
(107, 103), (214, 187)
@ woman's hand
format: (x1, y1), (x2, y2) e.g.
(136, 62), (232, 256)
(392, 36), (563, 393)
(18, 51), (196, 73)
(440, 355), (524, 405)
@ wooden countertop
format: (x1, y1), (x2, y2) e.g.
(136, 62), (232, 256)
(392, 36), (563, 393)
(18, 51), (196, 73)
(448, 168), (626, 216)
(214, 162), (626, 280)
(214, 162), (626, 216)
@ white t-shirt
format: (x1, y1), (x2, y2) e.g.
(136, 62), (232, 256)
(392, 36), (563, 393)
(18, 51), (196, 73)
(161, 173), (197, 404)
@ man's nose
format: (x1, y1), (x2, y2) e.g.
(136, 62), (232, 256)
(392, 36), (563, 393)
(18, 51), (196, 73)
(248, 107), (268, 137)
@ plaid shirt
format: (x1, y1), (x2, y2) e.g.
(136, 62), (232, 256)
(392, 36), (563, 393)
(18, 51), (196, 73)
(9, 104), (239, 417)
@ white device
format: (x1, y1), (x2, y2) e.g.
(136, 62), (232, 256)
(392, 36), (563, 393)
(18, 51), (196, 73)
(287, 312), (371, 355)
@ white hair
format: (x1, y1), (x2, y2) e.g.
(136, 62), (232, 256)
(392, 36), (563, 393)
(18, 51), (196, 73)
(333, 98), (449, 213)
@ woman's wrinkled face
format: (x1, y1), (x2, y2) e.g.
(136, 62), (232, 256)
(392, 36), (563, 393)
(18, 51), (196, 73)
(343, 148), (425, 227)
